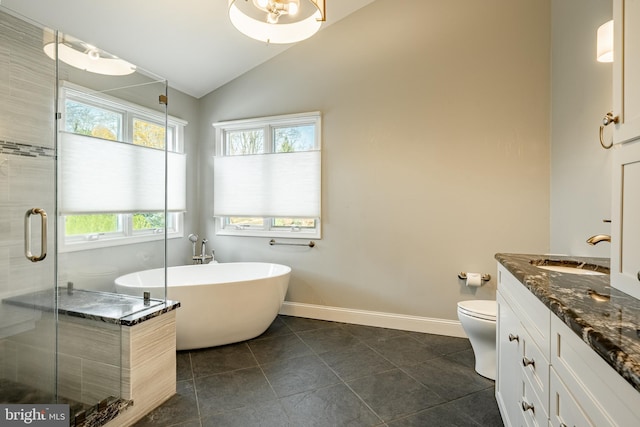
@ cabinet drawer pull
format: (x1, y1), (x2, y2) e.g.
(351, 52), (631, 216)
(521, 401), (535, 413)
(522, 357), (535, 368)
(560, 424), (567, 427)
(508, 333), (519, 342)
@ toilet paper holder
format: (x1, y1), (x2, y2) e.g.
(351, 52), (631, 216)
(458, 272), (491, 282)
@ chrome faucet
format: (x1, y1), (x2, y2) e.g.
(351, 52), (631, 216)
(190, 235), (213, 264)
(586, 234), (611, 245)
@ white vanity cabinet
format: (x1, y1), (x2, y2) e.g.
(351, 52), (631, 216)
(496, 266), (550, 427)
(609, 0), (640, 311)
(496, 263), (640, 427)
(611, 139), (640, 300)
(612, 0), (640, 144)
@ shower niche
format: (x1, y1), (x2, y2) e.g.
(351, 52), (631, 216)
(0, 7), (179, 426)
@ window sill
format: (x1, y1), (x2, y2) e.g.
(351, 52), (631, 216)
(59, 231), (183, 253)
(215, 228), (321, 240)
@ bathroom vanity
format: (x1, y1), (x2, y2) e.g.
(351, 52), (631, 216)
(495, 253), (640, 427)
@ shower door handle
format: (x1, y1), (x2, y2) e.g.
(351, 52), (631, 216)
(25, 208), (47, 262)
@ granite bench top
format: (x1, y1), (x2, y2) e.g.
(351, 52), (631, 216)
(496, 253), (640, 393)
(2, 287), (180, 326)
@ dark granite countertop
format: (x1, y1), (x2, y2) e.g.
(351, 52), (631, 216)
(496, 253), (640, 393)
(2, 287), (180, 326)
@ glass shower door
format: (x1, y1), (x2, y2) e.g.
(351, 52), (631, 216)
(1, 7), (172, 422)
(0, 8), (58, 403)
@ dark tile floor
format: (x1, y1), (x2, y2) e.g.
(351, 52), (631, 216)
(134, 315), (503, 427)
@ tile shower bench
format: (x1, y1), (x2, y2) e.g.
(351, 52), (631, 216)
(3, 287), (180, 427)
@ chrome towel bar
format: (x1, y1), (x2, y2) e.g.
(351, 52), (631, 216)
(269, 239), (315, 248)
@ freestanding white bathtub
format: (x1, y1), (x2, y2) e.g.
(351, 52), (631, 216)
(114, 262), (291, 350)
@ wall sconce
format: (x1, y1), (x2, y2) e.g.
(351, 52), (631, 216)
(597, 19), (614, 63)
(228, 0), (326, 44)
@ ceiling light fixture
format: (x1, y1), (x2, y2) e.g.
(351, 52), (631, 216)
(597, 19), (613, 63)
(43, 34), (136, 76)
(228, 0), (326, 44)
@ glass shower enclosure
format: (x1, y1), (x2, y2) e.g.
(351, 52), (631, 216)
(0, 6), (170, 422)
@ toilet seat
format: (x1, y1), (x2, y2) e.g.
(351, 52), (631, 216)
(457, 300), (496, 321)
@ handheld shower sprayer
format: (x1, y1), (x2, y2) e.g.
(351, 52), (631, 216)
(188, 233), (199, 258)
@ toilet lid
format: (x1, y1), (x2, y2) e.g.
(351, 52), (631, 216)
(457, 300), (496, 321)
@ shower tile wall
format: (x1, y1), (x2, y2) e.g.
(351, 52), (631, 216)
(0, 10), (56, 293)
(0, 9), (57, 397)
(58, 316), (123, 405)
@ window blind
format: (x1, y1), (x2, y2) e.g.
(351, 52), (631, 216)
(213, 150), (321, 218)
(59, 132), (186, 214)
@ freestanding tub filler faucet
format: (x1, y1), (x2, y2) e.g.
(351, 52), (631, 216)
(190, 235), (213, 264)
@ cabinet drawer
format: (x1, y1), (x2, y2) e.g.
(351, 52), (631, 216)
(551, 316), (640, 426)
(549, 368), (594, 427)
(521, 373), (547, 427)
(498, 266), (550, 355)
(521, 328), (549, 410)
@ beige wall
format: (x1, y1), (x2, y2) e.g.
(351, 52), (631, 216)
(198, 0), (551, 321)
(550, 0), (612, 257)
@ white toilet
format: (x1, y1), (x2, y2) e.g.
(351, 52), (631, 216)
(457, 300), (497, 380)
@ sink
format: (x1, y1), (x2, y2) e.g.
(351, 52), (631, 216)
(536, 265), (607, 275)
(530, 259), (609, 276)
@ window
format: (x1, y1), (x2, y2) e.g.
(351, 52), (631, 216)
(213, 112), (321, 238)
(59, 83), (187, 252)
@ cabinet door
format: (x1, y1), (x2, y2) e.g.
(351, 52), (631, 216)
(549, 369), (594, 427)
(613, 0), (640, 144)
(496, 292), (525, 427)
(611, 139), (640, 299)
(551, 316), (640, 426)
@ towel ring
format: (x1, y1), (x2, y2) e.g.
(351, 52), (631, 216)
(599, 112), (619, 150)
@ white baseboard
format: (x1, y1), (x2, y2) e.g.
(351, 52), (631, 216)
(279, 301), (466, 338)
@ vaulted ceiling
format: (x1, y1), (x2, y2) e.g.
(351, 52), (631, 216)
(2, 0), (375, 98)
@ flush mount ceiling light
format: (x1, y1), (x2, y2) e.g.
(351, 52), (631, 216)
(228, 0), (326, 44)
(43, 34), (136, 76)
(597, 19), (613, 63)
